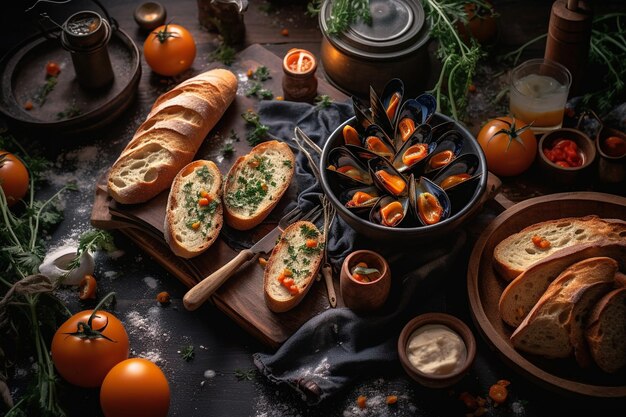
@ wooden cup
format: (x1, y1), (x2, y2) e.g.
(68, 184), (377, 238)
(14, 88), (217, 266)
(340, 250), (390, 312)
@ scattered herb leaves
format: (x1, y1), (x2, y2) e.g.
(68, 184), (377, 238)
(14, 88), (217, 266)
(221, 142), (235, 156)
(307, 0), (371, 36)
(250, 65), (271, 81)
(241, 110), (270, 146)
(34, 76), (58, 106)
(234, 368), (256, 381)
(209, 43), (236, 66)
(57, 101), (81, 119)
(314, 94), (333, 109)
(179, 345), (195, 362)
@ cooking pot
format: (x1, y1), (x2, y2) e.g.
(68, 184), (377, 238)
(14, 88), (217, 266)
(319, 0), (431, 99)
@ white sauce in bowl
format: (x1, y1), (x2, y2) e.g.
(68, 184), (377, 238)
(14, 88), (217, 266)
(407, 324), (467, 375)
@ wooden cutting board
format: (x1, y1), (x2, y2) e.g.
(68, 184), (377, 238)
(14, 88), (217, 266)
(91, 44), (347, 348)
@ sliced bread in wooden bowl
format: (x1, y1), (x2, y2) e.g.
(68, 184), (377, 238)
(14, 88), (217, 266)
(510, 257), (618, 359)
(493, 216), (626, 281)
(499, 241), (626, 328)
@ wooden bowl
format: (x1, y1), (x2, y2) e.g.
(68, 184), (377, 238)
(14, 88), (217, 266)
(467, 192), (626, 398)
(133, 2), (167, 31)
(397, 313), (476, 389)
(340, 250), (390, 312)
(538, 128), (596, 185)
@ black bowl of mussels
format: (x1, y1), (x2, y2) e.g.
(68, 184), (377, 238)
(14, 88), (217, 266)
(319, 79), (488, 242)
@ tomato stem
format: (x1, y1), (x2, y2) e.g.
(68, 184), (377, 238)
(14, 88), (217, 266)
(63, 292), (118, 342)
(153, 23), (179, 43)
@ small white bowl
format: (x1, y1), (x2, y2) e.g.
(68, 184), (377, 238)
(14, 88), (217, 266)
(39, 246), (94, 286)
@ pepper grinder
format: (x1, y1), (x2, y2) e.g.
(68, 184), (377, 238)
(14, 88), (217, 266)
(544, 0), (593, 96)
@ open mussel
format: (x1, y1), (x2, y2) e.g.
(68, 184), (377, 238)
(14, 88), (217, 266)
(409, 176), (451, 226)
(363, 125), (395, 160)
(392, 124), (436, 172)
(394, 97), (435, 149)
(326, 147), (372, 187)
(370, 79), (404, 137)
(415, 93), (437, 123)
(352, 96), (373, 133)
(432, 154), (482, 212)
(423, 130), (464, 176)
(342, 124), (361, 146)
(369, 157), (409, 197)
(369, 195), (410, 228)
(340, 186), (380, 213)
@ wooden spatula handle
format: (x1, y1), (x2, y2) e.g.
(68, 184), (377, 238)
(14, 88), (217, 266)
(183, 249), (256, 311)
(321, 265), (337, 308)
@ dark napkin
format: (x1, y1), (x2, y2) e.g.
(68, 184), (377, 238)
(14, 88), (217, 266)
(252, 100), (468, 404)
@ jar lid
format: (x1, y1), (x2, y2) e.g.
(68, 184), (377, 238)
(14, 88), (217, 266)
(320, 0), (429, 60)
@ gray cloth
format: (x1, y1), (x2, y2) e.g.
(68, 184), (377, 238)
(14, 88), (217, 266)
(252, 100), (467, 404)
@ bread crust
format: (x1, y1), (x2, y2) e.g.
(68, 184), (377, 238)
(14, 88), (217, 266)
(510, 257), (618, 359)
(585, 287), (626, 373)
(108, 69), (237, 204)
(499, 241), (626, 328)
(164, 160), (223, 258)
(263, 220), (324, 313)
(223, 141), (295, 231)
(493, 216), (626, 281)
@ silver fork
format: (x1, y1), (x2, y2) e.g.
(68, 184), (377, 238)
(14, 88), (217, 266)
(183, 204), (323, 311)
(320, 195), (337, 307)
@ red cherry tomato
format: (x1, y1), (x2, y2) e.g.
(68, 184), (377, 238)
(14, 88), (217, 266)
(46, 61), (61, 77)
(100, 358), (170, 417)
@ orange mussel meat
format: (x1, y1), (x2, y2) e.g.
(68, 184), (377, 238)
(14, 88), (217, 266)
(380, 201), (404, 227)
(429, 150), (455, 169)
(440, 173), (471, 190)
(343, 125), (361, 146)
(365, 136), (394, 159)
(417, 192), (443, 225)
(346, 191), (377, 207)
(398, 118), (416, 143)
(375, 170), (406, 195)
(329, 165), (366, 182)
(402, 143), (429, 166)
(386, 92), (401, 121)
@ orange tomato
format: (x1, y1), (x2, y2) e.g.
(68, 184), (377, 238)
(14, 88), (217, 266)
(477, 117), (537, 176)
(143, 24), (196, 76)
(100, 358), (170, 417)
(0, 151), (29, 207)
(51, 310), (129, 387)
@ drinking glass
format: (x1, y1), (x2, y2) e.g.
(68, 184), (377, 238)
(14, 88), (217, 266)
(509, 58), (571, 134)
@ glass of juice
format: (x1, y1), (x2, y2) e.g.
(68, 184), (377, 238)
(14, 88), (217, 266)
(509, 58), (571, 134)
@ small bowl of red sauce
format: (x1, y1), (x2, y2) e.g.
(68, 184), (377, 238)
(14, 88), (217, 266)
(538, 128), (596, 185)
(340, 250), (390, 312)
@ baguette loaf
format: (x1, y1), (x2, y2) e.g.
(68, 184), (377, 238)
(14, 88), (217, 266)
(585, 287), (626, 373)
(108, 69), (237, 204)
(264, 221), (324, 313)
(164, 160), (222, 258)
(494, 216), (626, 281)
(510, 257), (617, 359)
(499, 241), (626, 328)
(223, 141), (295, 230)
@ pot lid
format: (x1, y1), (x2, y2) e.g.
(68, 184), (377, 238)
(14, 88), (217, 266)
(320, 0), (429, 59)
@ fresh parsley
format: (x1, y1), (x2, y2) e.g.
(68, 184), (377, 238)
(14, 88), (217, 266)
(234, 368), (256, 381)
(34, 76), (57, 106)
(209, 43), (236, 66)
(314, 94), (333, 109)
(245, 82), (274, 100)
(300, 224), (319, 239)
(282, 159), (293, 168)
(64, 229), (117, 279)
(57, 101), (81, 119)
(241, 110), (270, 146)
(307, 0), (371, 35)
(250, 66), (271, 81)
(179, 345), (195, 361)
(221, 142), (235, 156)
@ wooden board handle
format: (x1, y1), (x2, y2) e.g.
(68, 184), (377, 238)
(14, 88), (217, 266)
(183, 249), (256, 311)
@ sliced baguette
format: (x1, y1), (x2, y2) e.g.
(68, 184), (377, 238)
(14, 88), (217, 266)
(108, 69), (237, 204)
(494, 216), (626, 281)
(223, 140), (295, 230)
(510, 257), (617, 359)
(585, 287), (626, 373)
(264, 220), (324, 313)
(499, 241), (626, 328)
(164, 161), (223, 258)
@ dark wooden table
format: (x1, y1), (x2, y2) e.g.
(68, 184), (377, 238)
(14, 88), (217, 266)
(1, 1), (625, 416)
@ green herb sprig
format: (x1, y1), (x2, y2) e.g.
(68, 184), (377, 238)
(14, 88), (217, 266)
(57, 101), (81, 120)
(209, 43), (236, 66)
(241, 110), (270, 146)
(179, 345), (195, 362)
(34, 76), (57, 106)
(314, 95), (333, 109)
(234, 368), (256, 381)
(63, 230), (116, 280)
(308, 0), (372, 36)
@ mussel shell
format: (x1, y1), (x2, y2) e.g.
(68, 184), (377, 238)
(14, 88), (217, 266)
(423, 130), (465, 176)
(415, 93), (437, 124)
(363, 124), (396, 159)
(340, 186), (380, 214)
(345, 144), (381, 161)
(352, 96), (373, 134)
(430, 121), (456, 142)
(326, 147), (373, 187)
(409, 176), (451, 226)
(432, 154), (483, 212)
(392, 129), (438, 173)
(370, 81), (400, 138)
(393, 98), (433, 149)
(369, 157), (409, 197)
(369, 195), (410, 228)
